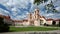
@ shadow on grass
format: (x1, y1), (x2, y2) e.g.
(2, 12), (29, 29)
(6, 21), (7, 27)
(0, 30), (15, 33)
(9, 30), (16, 32)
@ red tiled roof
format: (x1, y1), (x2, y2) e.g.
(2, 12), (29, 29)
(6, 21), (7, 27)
(13, 19), (28, 23)
(4, 16), (10, 19)
(42, 16), (45, 19)
(0, 15), (4, 18)
(0, 15), (10, 20)
(39, 16), (46, 20)
(22, 19), (28, 22)
(13, 20), (23, 22)
(54, 19), (60, 21)
(46, 19), (53, 21)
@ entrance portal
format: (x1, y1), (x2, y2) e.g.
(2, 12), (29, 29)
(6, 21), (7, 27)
(40, 20), (43, 25)
(30, 21), (34, 26)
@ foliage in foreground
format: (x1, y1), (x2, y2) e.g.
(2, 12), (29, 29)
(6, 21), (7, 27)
(0, 17), (9, 32)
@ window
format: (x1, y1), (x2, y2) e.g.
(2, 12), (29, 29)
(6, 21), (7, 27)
(40, 20), (43, 25)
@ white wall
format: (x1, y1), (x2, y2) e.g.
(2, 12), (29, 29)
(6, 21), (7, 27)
(34, 20), (40, 26)
(15, 22), (23, 26)
(46, 21), (53, 25)
(56, 21), (59, 25)
(23, 22), (29, 26)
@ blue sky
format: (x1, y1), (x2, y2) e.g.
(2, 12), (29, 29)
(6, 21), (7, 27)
(0, 0), (60, 20)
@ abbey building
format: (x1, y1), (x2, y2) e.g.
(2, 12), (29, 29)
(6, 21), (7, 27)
(27, 9), (46, 26)
(13, 9), (60, 26)
(0, 9), (60, 26)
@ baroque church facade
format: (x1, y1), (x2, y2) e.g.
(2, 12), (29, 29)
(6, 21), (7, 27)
(13, 9), (60, 26)
(27, 9), (46, 26)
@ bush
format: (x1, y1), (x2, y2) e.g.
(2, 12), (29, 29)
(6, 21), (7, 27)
(44, 23), (49, 26)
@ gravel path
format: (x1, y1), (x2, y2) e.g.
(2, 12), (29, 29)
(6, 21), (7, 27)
(0, 30), (60, 34)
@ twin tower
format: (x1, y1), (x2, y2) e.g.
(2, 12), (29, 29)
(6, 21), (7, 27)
(28, 9), (40, 26)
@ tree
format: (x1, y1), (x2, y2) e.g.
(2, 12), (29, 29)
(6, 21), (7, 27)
(0, 17), (9, 32)
(34, 0), (48, 5)
(45, 0), (58, 13)
(34, 0), (58, 13)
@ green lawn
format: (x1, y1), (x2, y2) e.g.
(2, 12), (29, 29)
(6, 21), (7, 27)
(9, 26), (60, 32)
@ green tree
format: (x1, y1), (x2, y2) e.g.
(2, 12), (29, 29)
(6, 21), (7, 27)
(45, 0), (58, 13)
(34, 0), (48, 5)
(0, 17), (9, 32)
(34, 0), (58, 13)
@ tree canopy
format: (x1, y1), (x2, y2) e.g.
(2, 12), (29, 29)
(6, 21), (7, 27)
(34, 0), (48, 5)
(45, 0), (58, 13)
(34, 0), (58, 13)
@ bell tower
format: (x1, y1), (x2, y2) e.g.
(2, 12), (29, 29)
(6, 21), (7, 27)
(34, 9), (39, 20)
(28, 13), (32, 21)
(28, 13), (33, 25)
(34, 9), (40, 26)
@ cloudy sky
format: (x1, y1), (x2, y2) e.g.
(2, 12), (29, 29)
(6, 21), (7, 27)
(0, 0), (60, 20)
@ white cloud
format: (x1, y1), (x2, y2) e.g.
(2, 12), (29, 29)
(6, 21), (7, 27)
(0, 0), (60, 20)
(12, 7), (17, 12)
(30, 0), (34, 3)
(46, 13), (54, 17)
(26, 12), (29, 15)
(41, 13), (54, 17)
(0, 0), (8, 4)
(56, 7), (60, 11)
(4, 10), (10, 14)
(0, 8), (10, 16)
(12, 15), (27, 20)
(54, 0), (60, 6)
(6, 0), (16, 6)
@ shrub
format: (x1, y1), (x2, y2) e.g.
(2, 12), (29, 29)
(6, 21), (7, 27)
(44, 23), (49, 26)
